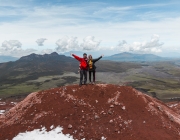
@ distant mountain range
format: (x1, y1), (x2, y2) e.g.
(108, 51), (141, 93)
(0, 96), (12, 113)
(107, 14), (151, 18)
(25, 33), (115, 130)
(0, 56), (18, 63)
(0, 52), (141, 86)
(0, 52), (174, 63)
(0, 52), (173, 82)
(20, 52), (72, 62)
(103, 52), (170, 62)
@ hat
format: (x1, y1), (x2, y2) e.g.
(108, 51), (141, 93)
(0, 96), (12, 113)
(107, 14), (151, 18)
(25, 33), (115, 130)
(83, 53), (87, 55)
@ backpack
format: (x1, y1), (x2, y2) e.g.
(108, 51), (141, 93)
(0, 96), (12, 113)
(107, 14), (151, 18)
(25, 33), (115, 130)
(81, 59), (88, 69)
(88, 60), (93, 69)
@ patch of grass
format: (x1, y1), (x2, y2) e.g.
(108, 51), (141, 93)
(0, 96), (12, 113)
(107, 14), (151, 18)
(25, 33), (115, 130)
(0, 74), (79, 98)
(0, 84), (38, 98)
(125, 72), (180, 100)
(61, 76), (79, 83)
(153, 89), (180, 99)
(8, 74), (29, 79)
(1, 60), (180, 102)
(125, 74), (151, 82)
(52, 78), (60, 80)
(44, 80), (51, 83)
(98, 61), (142, 73)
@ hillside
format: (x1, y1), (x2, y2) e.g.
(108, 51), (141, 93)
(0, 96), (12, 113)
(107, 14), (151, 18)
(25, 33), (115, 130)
(0, 52), (180, 102)
(0, 52), (141, 98)
(0, 84), (180, 139)
(0, 52), (140, 84)
(103, 52), (169, 62)
(0, 52), (78, 81)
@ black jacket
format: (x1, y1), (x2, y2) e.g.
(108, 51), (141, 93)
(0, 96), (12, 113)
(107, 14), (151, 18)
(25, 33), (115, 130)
(88, 56), (102, 71)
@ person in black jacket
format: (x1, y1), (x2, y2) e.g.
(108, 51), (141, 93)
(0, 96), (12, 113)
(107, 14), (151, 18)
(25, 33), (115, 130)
(88, 54), (103, 84)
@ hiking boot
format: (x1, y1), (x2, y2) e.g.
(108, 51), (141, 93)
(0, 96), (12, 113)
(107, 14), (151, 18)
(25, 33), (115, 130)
(92, 82), (95, 85)
(79, 82), (82, 87)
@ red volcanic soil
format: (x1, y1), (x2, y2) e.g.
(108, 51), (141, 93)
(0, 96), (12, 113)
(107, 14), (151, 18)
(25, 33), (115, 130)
(0, 84), (180, 140)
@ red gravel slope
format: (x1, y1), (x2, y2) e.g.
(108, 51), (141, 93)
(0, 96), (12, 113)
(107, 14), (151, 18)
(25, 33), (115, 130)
(167, 101), (180, 115)
(0, 84), (180, 140)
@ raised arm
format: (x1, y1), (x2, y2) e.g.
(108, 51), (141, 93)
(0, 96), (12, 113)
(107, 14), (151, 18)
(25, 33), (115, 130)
(93, 55), (103, 63)
(72, 54), (83, 62)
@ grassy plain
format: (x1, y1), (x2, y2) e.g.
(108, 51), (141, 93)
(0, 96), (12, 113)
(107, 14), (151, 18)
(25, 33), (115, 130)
(1, 60), (180, 102)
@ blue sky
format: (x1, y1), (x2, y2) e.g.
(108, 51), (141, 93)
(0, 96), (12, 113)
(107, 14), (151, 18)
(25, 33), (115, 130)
(0, 0), (180, 57)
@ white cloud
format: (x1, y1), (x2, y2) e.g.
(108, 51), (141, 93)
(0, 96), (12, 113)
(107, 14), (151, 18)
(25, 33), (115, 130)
(55, 36), (101, 52)
(55, 36), (79, 52)
(115, 40), (130, 52)
(116, 34), (163, 53)
(0, 2), (180, 56)
(0, 47), (37, 57)
(36, 38), (47, 46)
(81, 36), (101, 50)
(41, 49), (54, 54)
(10, 49), (37, 57)
(0, 40), (37, 57)
(1, 40), (22, 51)
(118, 40), (127, 47)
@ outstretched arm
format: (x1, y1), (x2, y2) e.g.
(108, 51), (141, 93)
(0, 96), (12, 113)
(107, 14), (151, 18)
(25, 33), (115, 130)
(71, 54), (83, 62)
(93, 55), (103, 63)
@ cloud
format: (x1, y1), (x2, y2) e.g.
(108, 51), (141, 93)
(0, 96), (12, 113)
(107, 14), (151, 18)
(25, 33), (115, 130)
(116, 34), (163, 53)
(55, 36), (79, 52)
(118, 40), (127, 47)
(81, 36), (101, 50)
(0, 40), (37, 57)
(55, 36), (101, 52)
(1, 40), (22, 51)
(0, 2), (180, 57)
(36, 38), (47, 46)
(0, 47), (36, 57)
(41, 49), (54, 54)
(10, 49), (37, 57)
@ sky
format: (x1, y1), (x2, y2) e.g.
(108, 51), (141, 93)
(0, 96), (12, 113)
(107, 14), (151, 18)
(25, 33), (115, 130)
(0, 0), (180, 57)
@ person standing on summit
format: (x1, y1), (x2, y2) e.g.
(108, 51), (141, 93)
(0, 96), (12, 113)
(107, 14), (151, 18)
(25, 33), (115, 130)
(71, 53), (88, 86)
(88, 54), (104, 84)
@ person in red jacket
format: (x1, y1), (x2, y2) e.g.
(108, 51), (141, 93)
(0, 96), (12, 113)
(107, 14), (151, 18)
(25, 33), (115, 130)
(71, 53), (88, 86)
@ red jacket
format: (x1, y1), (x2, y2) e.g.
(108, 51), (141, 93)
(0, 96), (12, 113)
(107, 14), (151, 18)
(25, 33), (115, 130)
(72, 54), (88, 70)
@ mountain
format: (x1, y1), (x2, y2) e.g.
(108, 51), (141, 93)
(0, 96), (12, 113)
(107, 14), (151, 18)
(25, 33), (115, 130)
(103, 52), (170, 62)
(20, 52), (72, 61)
(0, 84), (180, 139)
(0, 52), (140, 86)
(0, 52), (79, 84)
(0, 52), (142, 98)
(0, 55), (18, 63)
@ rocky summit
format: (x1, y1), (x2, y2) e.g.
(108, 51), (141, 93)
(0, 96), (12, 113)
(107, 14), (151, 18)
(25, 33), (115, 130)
(0, 84), (180, 140)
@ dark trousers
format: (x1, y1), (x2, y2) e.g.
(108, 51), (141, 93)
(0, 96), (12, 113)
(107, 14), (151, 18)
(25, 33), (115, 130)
(89, 71), (95, 82)
(80, 69), (87, 85)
